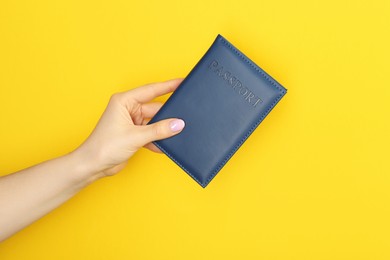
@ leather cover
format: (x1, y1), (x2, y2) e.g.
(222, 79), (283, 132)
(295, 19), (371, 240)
(148, 34), (287, 187)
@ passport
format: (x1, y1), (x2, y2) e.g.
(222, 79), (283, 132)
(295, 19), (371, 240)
(148, 34), (287, 188)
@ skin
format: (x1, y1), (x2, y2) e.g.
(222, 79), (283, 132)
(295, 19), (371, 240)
(0, 78), (186, 242)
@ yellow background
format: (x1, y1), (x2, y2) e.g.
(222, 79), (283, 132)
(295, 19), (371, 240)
(0, 0), (389, 259)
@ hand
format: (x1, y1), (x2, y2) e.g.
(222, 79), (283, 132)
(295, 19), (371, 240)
(73, 78), (185, 177)
(0, 79), (186, 241)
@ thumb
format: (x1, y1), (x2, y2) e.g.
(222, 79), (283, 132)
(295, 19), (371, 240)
(136, 118), (185, 146)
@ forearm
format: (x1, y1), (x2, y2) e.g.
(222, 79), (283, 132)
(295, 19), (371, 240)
(0, 79), (184, 242)
(0, 150), (103, 242)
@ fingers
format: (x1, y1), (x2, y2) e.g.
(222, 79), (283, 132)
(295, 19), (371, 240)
(125, 78), (183, 104)
(131, 118), (185, 147)
(144, 143), (163, 153)
(141, 102), (163, 119)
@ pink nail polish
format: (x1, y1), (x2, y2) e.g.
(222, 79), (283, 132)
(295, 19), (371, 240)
(170, 119), (185, 132)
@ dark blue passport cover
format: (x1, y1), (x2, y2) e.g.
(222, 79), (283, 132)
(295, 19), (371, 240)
(148, 34), (287, 188)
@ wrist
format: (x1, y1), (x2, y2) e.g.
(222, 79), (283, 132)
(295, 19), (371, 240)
(66, 148), (105, 184)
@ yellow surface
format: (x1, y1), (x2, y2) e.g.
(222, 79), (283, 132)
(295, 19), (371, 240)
(0, 0), (389, 259)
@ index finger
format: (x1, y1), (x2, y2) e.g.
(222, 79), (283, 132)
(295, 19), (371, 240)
(125, 78), (184, 103)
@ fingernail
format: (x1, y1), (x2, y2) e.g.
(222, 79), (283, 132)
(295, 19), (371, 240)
(170, 119), (185, 132)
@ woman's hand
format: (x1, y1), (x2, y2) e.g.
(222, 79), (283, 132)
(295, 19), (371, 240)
(73, 78), (185, 177)
(0, 79), (185, 241)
